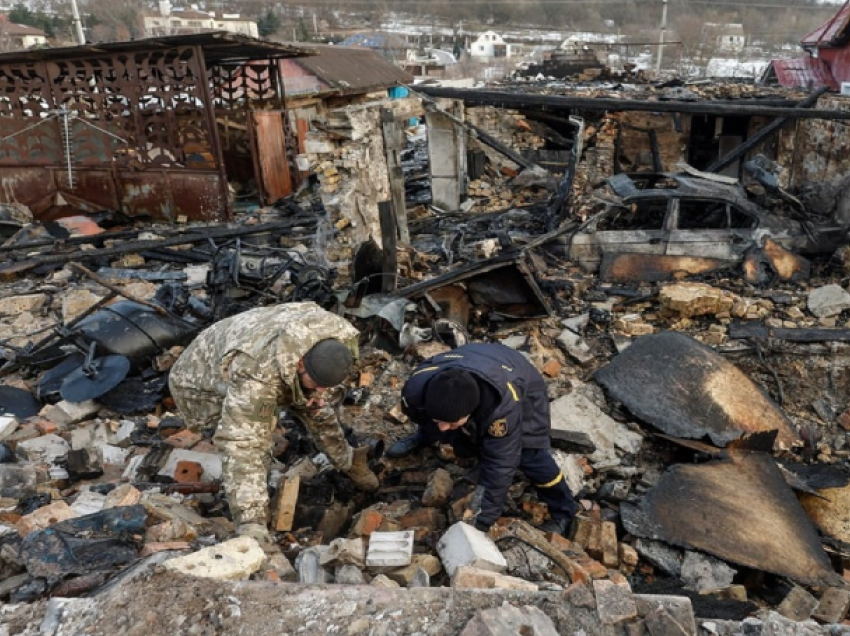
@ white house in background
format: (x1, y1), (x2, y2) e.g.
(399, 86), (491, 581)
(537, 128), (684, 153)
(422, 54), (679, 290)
(144, 1), (258, 38)
(0, 20), (47, 49)
(469, 31), (513, 59)
(701, 23), (746, 53)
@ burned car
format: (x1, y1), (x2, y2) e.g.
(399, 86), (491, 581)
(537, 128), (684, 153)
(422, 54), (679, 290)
(565, 172), (845, 276)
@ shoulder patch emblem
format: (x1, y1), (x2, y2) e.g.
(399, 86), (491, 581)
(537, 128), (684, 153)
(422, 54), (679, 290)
(488, 418), (508, 437)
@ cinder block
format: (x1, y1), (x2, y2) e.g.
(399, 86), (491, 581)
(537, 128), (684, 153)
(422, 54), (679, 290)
(436, 522), (507, 577)
(365, 531), (414, 568)
(162, 536), (265, 580)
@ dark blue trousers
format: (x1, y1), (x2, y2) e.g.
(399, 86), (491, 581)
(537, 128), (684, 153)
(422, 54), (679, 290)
(519, 448), (578, 523)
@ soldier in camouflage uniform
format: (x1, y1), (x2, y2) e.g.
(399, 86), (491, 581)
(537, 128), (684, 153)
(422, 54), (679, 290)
(169, 302), (379, 541)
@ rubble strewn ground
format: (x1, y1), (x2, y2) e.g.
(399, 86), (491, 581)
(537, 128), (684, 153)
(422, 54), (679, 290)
(2, 86), (850, 635)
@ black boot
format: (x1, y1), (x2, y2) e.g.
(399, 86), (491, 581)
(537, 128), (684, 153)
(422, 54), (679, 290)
(386, 431), (426, 458)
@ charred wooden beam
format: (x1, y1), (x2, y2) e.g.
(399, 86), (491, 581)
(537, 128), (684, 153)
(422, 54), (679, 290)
(707, 87), (829, 173)
(415, 87), (850, 120)
(728, 321), (850, 342)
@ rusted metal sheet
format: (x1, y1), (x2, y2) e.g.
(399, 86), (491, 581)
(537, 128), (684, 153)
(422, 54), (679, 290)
(600, 252), (730, 283)
(253, 111), (292, 203)
(0, 34), (310, 221)
(801, 3), (850, 46)
(119, 172), (225, 222)
(768, 57), (839, 91)
(595, 331), (799, 449)
(621, 451), (841, 587)
(743, 237), (810, 285)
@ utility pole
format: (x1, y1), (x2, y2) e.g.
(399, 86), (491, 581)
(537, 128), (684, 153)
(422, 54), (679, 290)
(70, 0), (85, 44)
(656, 0), (668, 72)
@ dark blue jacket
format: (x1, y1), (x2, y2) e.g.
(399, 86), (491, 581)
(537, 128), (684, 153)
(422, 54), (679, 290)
(401, 343), (551, 526)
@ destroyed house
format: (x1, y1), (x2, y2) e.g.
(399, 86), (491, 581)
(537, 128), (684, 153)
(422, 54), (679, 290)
(0, 32), (312, 222)
(763, 1), (850, 91)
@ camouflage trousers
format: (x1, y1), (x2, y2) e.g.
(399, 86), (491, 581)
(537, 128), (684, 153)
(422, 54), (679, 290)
(170, 352), (353, 526)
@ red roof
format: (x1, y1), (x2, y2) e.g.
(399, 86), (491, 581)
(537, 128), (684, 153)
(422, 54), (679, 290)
(801, 0), (850, 47)
(769, 56), (838, 90)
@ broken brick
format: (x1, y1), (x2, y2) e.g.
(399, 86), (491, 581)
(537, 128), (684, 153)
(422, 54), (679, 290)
(164, 429), (202, 448)
(173, 460), (204, 483)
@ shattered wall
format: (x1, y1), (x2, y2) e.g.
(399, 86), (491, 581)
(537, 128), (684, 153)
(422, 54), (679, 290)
(466, 105), (546, 172)
(580, 111), (690, 191)
(302, 95), (422, 269)
(783, 95), (850, 190)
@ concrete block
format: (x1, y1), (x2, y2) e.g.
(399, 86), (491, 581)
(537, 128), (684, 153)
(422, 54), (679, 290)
(386, 554), (442, 586)
(812, 587), (850, 624)
(681, 551), (736, 592)
(436, 522), (507, 577)
(451, 565), (539, 591)
(334, 564), (366, 585)
(365, 530), (414, 568)
(162, 536), (265, 580)
(634, 595), (696, 636)
(459, 605), (560, 636)
(99, 443), (131, 466)
(62, 289), (104, 322)
(17, 434), (70, 463)
(550, 390), (643, 465)
(296, 546), (332, 584)
(0, 464), (37, 498)
(0, 293), (47, 317)
(777, 585), (818, 622)
(808, 284), (850, 318)
(557, 329), (595, 366)
(370, 574), (400, 588)
(594, 579), (638, 625)
(42, 400), (100, 427)
(17, 501), (77, 536)
(321, 537), (365, 568)
(421, 468), (453, 507)
(103, 484), (142, 509)
(644, 607), (692, 636)
(157, 448), (221, 482)
(70, 489), (107, 516)
(0, 415), (19, 440)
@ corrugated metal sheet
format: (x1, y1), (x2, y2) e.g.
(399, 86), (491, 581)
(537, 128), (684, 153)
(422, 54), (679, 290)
(770, 56), (838, 90)
(801, 1), (850, 47)
(291, 45), (413, 96)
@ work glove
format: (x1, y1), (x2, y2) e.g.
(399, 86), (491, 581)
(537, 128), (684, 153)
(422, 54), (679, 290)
(462, 485), (488, 531)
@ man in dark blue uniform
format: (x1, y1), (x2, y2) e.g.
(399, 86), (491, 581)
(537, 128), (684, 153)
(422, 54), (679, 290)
(388, 343), (578, 535)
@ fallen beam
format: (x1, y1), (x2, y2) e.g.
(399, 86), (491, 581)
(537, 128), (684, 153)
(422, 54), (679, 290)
(415, 87), (850, 120)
